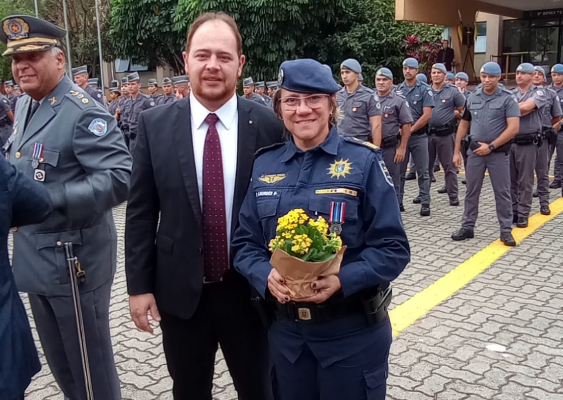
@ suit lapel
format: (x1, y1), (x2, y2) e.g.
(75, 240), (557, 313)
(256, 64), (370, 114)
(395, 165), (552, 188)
(11, 96), (31, 151)
(173, 98), (203, 229)
(17, 76), (73, 152)
(231, 98), (257, 237)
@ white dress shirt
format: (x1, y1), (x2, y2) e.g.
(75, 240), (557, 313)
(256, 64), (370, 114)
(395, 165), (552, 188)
(190, 93), (238, 253)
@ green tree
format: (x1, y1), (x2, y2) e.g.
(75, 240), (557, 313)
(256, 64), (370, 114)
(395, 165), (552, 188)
(109, 0), (185, 73)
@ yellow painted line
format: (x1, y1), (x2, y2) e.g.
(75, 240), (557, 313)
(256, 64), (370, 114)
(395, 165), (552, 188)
(390, 197), (563, 337)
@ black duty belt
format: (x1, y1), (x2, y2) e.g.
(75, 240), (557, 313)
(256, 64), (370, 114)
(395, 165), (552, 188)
(381, 134), (400, 148)
(411, 126), (428, 136)
(513, 132), (540, 146)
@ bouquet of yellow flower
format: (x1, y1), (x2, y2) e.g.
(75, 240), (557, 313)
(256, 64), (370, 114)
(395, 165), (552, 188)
(268, 209), (346, 298)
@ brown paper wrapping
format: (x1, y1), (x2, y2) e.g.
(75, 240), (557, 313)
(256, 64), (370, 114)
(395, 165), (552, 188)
(269, 246), (347, 299)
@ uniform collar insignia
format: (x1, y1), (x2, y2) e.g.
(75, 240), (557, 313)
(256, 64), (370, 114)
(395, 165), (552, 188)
(258, 174), (286, 184)
(49, 97), (57, 105)
(328, 159), (353, 179)
(3, 18), (30, 40)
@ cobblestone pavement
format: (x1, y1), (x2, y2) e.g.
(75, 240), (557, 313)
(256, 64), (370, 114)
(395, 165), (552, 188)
(19, 170), (563, 399)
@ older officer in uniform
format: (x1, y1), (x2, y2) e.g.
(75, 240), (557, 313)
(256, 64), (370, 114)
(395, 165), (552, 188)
(452, 62), (519, 246)
(337, 58), (382, 145)
(511, 63), (547, 228)
(549, 64), (563, 191)
(147, 78), (164, 104)
(159, 77), (176, 105)
(428, 63), (465, 206)
(1, 14), (131, 400)
(172, 75), (190, 99)
(397, 57), (434, 216)
(532, 66), (561, 214)
(233, 58), (410, 400)
(124, 71), (156, 154)
(72, 65), (104, 105)
(376, 67), (413, 208)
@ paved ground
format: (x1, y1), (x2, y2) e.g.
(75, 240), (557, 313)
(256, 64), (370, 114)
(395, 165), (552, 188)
(18, 170), (563, 400)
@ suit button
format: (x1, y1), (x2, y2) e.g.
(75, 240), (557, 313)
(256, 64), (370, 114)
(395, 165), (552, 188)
(15, 151), (21, 159)
(12, 227), (18, 232)
(199, 248), (203, 254)
(56, 241), (63, 246)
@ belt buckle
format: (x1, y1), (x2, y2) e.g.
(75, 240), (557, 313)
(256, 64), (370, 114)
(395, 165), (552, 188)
(297, 307), (312, 321)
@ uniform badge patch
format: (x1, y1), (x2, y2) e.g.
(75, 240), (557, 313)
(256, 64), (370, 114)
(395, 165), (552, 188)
(88, 118), (108, 137)
(378, 160), (394, 187)
(258, 174), (286, 184)
(537, 90), (545, 96)
(3, 18), (30, 40)
(150, 101), (155, 106)
(328, 159), (353, 179)
(34, 169), (46, 182)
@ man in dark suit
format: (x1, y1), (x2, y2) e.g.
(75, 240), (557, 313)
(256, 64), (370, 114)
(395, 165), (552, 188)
(125, 11), (284, 400)
(1, 157), (52, 400)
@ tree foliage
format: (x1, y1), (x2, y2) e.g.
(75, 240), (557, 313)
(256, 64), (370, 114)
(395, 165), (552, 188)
(109, 0), (185, 73)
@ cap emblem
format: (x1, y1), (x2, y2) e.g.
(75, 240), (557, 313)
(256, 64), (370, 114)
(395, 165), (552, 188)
(4, 18), (30, 40)
(277, 68), (284, 87)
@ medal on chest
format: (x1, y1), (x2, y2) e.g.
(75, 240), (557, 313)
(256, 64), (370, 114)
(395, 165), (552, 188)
(329, 201), (346, 234)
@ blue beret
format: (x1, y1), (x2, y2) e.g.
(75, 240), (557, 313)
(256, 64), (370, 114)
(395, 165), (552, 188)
(243, 77), (254, 86)
(432, 63), (447, 74)
(403, 58), (419, 68)
(127, 72), (140, 82)
(278, 58), (341, 94)
(72, 65), (88, 76)
(0, 15), (66, 56)
(534, 66), (547, 82)
(516, 63), (535, 74)
(446, 72), (455, 81)
(376, 68), (393, 80)
(552, 64), (563, 74)
(416, 73), (427, 84)
(455, 72), (469, 82)
(341, 58), (361, 74)
(480, 62), (502, 77)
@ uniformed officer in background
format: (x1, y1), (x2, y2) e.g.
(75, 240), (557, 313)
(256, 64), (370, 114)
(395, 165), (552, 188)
(511, 63), (547, 228)
(532, 66), (561, 215)
(242, 77), (268, 106)
(397, 57), (434, 216)
(160, 77), (176, 105)
(452, 62), (519, 246)
(446, 72), (455, 84)
(172, 75), (190, 99)
(5, 79), (18, 111)
(125, 71), (157, 155)
(1, 14), (132, 399)
(267, 81), (278, 98)
(456, 72), (472, 184)
(0, 92), (13, 146)
(72, 65), (104, 105)
(14, 84), (23, 96)
(147, 78), (164, 104)
(337, 58), (382, 145)
(115, 76), (130, 144)
(416, 73), (428, 84)
(233, 58), (410, 400)
(376, 67), (413, 209)
(255, 81), (272, 107)
(548, 63), (563, 190)
(428, 63), (465, 206)
(108, 79), (121, 116)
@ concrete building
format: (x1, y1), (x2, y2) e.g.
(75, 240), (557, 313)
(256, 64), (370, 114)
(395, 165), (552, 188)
(396, 0), (563, 81)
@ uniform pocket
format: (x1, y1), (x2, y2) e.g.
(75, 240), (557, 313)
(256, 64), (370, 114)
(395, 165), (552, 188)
(308, 194), (359, 221)
(364, 364), (388, 399)
(35, 229), (82, 285)
(256, 196), (280, 218)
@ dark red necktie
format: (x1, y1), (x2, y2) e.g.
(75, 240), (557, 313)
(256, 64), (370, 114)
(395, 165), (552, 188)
(202, 113), (229, 282)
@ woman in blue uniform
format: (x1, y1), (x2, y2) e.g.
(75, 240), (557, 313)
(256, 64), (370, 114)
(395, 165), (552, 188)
(232, 58), (410, 400)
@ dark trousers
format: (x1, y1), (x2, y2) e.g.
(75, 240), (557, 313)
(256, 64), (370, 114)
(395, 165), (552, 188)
(160, 276), (272, 400)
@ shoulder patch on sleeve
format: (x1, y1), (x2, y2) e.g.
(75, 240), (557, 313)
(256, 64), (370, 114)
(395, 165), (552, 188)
(378, 160), (394, 187)
(255, 142), (286, 158)
(428, 90), (434, 97)
(345, 137), (380, 151)
(88, 118), (108, 137)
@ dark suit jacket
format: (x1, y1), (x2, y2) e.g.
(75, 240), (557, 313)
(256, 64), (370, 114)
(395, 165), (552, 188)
(0, 157), (51, 400)
(125, 96), (284, 319)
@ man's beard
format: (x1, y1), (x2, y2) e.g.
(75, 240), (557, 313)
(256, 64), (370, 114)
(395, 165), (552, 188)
(193, 78), (235, 103)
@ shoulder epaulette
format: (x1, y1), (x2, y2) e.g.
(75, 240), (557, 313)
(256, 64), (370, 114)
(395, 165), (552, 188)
(66, 90), (93, 108)
(344, 137), (380, 151)
(255, 141), (286, 158)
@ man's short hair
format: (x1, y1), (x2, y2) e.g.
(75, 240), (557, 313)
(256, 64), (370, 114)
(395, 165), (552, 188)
(185, 12), (242, 57)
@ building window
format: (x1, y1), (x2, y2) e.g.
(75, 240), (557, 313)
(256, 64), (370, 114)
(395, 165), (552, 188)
(475, 22), (487, 54)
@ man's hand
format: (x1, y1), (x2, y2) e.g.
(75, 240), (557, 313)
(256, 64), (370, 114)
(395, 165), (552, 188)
(129, 294), (161, 334)
(268, 269), (291, 304)
(474, 142), (492, 156)
(453, 151), (462, 169)
(394, 146), (406, 163)
(294, 275), (342, 304)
